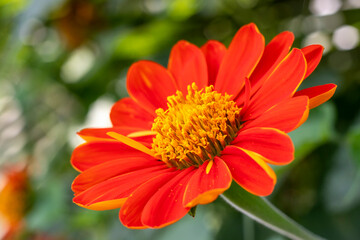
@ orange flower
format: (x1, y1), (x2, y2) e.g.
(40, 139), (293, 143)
(0, 167), (28, 239)
(71, 23), (336, 229)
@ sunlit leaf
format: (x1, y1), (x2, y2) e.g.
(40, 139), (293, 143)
(167, 0), (198, 20)
(115, 21), (177, 58)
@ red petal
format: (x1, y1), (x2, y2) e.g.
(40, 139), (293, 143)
(71, 140), (154, 172)
(73, 166), (170, 211)
(215, 23), (264, 97)
(141, 167), (196, 228)
(183, 157), (232, 208)
(243, 96), (309, 133)
(110, 97), (154, 129)
(119, 170), (179, 229)
(127, 60), (178, 114)
(168, 40), (208, 93)
(239, 77), (251, 114)
(249, 31), (294, 95)
(221, 146), (276, 196)
(201, 40), (227, 86)
(232, 127), (294, 165)
(72, 154), (162, 194)
(302, 45), (324, 79)
(243, 48), (306, 121)
(293, 83), (336, 109)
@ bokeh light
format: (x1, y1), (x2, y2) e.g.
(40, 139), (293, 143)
(333, 25), (359, 50)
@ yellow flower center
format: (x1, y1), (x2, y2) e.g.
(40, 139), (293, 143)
(151, 83), (241, 169)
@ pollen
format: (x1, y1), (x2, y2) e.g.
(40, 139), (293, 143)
(151, 83), (241, 169)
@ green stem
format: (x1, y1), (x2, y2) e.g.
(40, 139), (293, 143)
(222, 182), (324, 240)
(243, 215), (255, 240)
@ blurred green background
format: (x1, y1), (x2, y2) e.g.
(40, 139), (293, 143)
(0, 0), (359, 239)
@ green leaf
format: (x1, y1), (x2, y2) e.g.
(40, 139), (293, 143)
(273, 102), (336, 177)
(348, 127), (360, 166)
(222, 182), (324, 240)
(323, 143), (360, 212)
(289, 102), (336, 161)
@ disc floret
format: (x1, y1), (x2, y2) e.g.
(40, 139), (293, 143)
(151, 83), (241, 169)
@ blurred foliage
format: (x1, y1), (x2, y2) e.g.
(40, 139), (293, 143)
(0, 0), (359, 239)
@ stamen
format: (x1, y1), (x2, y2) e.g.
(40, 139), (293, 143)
(151, 83), (241, 169)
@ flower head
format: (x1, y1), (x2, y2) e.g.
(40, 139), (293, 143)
(71, 23), (336, 229)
